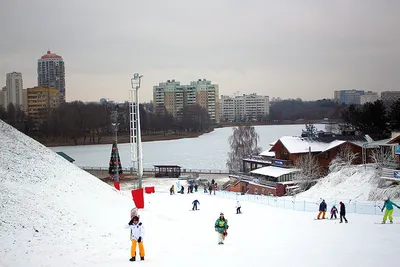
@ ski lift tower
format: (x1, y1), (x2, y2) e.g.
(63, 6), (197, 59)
(130, 73), (144, 188)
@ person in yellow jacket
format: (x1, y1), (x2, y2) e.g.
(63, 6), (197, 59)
(125, 216), (145, 261)
(381, 197), (400, 224)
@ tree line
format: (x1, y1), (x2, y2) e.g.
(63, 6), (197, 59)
(341, 99), (400, 140)
(0, 101), (212, 145)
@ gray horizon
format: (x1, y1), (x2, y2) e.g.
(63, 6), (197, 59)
(1, 0), (399, 103)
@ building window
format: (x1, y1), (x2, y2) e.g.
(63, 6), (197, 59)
(325, 151), (330, 160)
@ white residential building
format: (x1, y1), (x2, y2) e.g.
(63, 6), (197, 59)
(6, 72), (23, 109)
(360, 91), (379, 105)
(334, 90), (365, 105)
(220, 93), (269, 122)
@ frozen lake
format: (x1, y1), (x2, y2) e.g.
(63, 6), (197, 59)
(49, 124), (325, 171)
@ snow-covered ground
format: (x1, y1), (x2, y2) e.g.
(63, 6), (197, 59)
(2, 119), (400, 267)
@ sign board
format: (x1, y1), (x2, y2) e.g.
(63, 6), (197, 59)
(274, 160), (283, 166)
(395, 145), (400, 155)
(395, 171), (399, 179)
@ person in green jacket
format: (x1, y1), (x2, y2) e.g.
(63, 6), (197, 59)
(381, 197), (400, 224)
(215, 212), (229, 244)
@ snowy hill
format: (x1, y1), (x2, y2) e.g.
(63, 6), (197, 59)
(2, 120), (400, 267)
(298, 165), (400, 202)
(0, 120), (133, 266)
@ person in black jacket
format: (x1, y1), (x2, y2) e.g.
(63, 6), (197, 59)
(339, 201), (348, 223)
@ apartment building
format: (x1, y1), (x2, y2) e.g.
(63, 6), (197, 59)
(360, 91), (379, 105)
(0, 86), (7, 109)
(26, 86), (59, 125)
(220, 93), (269, 122)
(38, 50), (66, 103)
(334, 90), (365, 105)
(381, 91), (400, 103)
(6, 72), (24, 109)
(153, 79), (219, 122)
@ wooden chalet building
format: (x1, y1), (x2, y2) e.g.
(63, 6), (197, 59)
(226, 133), (374, 197)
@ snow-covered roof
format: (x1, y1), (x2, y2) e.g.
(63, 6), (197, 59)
(273, 136), (328, 154)
(320, 140), (347, 153)
(250, 166), (300, 178)
(259, 150), (275, 157)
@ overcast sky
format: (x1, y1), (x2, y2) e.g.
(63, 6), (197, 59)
(1, 0), (399, 102)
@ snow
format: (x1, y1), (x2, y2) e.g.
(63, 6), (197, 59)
(259, 150), (275, 157)
(320, 140), (346, 153)
(250, 166), (300, 178)
(2, 119), (400, 267)
(275, 136), (331, 153)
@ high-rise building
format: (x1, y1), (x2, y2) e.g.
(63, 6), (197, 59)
(220, 93), (269, 122)
(6, 72), (23, 109)
(381, 91), (400, 103)
(153, 79), (220, 122)
(360, 91), (379, 105)
(26, 86), (59, 125)
(334, 90), (365, 105)
(0, 86), (7, 109)
(37, 50), (66, 102)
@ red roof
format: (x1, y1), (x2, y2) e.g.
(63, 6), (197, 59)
(41, 50), (62, 59)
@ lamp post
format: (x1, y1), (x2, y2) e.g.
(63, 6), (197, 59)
(130, 73), (144, 188)
(111, 110), (120, 183)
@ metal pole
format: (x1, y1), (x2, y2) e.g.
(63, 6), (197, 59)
(136, 78), (143, 188)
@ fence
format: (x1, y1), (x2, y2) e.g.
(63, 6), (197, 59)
(217, 190), (400, 217)
(79, 166), (230, 175)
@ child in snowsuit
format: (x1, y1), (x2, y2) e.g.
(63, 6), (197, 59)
(236, 201), (242, 214)
(317, 199), (327, 219)
(215, 212), (229, 244)
(381, 197), (400, 224)
(339, 201), (348, 223)
(125, 216), (145, 262)
(330, 205), (338, 220)
(170, 185), (175, 195)
(192, 199), (200, 210)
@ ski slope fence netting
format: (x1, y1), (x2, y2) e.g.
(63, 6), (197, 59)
(215, 191), (400, 217)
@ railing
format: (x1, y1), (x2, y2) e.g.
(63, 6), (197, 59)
(217, 190), (400, 217)
(79, 166), (230, 175)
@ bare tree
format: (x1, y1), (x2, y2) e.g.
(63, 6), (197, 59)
(329, 144), (359, 172)
(226, 126), (262, 173)
(369, 147), (396, 169)
(294, 154), (321, 191)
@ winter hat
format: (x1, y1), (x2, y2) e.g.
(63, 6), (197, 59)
(220, 212), (224, 216)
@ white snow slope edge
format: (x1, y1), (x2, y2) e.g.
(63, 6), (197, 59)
(0, 120), (133, 266)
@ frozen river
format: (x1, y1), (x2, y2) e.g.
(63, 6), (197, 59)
(49, 124), (325, 171)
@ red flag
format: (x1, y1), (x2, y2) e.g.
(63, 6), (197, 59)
(113, 181), (120, 191)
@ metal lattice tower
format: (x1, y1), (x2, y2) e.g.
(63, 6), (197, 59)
(130, 73), (143, 188)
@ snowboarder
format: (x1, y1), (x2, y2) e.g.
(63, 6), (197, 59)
(330, 205), (338, 220)
(236, 201), (242, 214)
(381, 197), (400, 224)
(215, 212), (229, 245)
(125, 216), (145, 262)
(317, 199), (327, 219)
(339, 201), (348, 223)
(192, 199), (200, 210)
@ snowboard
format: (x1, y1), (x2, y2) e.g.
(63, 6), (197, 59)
(190, 209), (200, 211)
(374, 222), (400, 224)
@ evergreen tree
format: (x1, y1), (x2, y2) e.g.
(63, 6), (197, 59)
(108, 141), (123, 179)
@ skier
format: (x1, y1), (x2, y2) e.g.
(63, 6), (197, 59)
(215, 212), (229, 245)
(339, 201), (348, 223)
(317, 199), (327, 219)
(236, 201), (242, 214)
(381, 197), (400, 224)
(192, 199), (200, 210)
(125, 216), (145, 262)
(330, 205), (338, 220)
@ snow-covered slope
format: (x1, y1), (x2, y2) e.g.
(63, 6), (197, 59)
(298, 165), (400, 201)
(0, 120), (133, 266)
